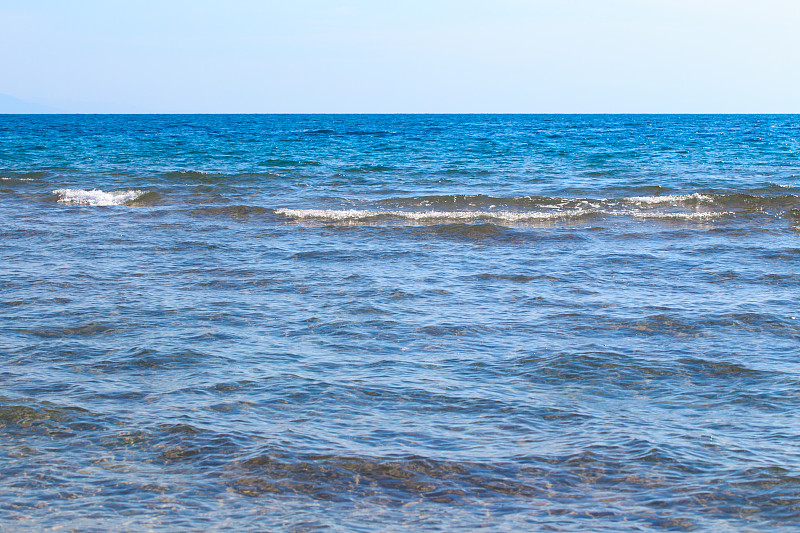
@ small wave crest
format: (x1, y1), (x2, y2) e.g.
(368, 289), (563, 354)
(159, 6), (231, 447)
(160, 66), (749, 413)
(261, 190), (799, 226)
(273, 208), (596, 224)
(625, 193), (713, 205)
(52, 188), (149, 206)
(379, 194), (599, 210)
(631, 211), (732, 220)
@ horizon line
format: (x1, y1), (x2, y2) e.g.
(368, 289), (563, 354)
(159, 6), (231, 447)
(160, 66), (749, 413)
(2, 112), (799, 116)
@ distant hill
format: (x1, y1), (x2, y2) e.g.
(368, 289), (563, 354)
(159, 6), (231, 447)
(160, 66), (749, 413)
(0, 93), (62, 113)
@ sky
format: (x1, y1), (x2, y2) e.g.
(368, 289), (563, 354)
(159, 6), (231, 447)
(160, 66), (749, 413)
(1, 0), (799, 113)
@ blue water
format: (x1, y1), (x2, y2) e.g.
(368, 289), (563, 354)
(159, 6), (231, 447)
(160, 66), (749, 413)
(1, 114), (799, 531)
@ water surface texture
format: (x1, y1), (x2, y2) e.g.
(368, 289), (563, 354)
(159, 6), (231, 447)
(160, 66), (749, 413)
(1, 115), (799, 531)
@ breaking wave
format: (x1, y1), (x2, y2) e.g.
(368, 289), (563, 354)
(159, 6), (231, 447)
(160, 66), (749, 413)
(630, 211), (732, 220)
(52, 188), (150, 206)
(625, 193), (713, 204)
(273, 192), (797, 225)
(273, 208), (597, 223)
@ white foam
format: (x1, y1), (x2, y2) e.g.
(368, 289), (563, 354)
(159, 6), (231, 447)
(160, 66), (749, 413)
(52, 188), (148, 206)
(275, 207), (736, 224)
(274, 208), (596, 223)
(626, 193), (712, 204)
(631, 211), (732, 220)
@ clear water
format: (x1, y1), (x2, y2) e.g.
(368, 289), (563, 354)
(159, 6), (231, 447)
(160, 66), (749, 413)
(1, 114), (799, 531)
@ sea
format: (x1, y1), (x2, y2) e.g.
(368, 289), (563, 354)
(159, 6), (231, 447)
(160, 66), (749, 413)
(1, 114), (799, 532)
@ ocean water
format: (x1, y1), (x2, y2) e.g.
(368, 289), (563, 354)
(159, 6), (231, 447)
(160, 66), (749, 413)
(1, 114), (799, 531)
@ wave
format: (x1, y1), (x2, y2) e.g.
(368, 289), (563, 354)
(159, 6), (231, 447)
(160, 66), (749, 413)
(380, 192), (798, 210)
(1, 171), (47, 185)
(630, 211), (733, 220)
(624, 193), (713, 205)
(378, 194), (599, 210)
(52, 188), (151, 206)
(316, 192), (797, 225)
(273, 208), (597, 223)
(344, 165), (395, 173)
(272, 199), (738, 224)
(48, 189), (798, 220)
(159, 170), (229, 184)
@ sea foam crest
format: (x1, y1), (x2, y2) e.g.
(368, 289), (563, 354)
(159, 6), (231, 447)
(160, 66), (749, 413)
(53, 188), (147, 206)
(631, 211), (732, 220)
(274, 208), (594, 223)
(626, 193), (712, 204)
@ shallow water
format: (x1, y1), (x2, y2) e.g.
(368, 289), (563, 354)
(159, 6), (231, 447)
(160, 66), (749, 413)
(1, 114), (800, 531)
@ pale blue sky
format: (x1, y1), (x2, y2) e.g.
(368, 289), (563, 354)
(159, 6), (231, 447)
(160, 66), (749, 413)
(1, 0), (798, 113)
